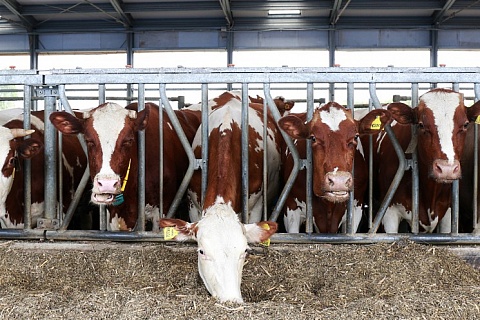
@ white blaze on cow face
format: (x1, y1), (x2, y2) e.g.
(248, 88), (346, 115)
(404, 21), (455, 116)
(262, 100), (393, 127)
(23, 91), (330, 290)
(196, 201), (248, 303)
(90, 103), (132, 202)
(319, 107), (347, 132)
(420, 90), (461, 164)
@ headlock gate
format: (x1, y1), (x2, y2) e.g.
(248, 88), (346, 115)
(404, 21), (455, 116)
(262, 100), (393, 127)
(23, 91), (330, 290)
(1, 67), (480, 244)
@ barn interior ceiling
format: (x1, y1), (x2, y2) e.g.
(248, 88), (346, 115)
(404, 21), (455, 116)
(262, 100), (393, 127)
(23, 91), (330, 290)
(1, 0), (480, 34)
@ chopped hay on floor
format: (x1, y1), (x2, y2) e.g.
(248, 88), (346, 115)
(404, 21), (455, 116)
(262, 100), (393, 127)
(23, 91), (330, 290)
(0, 240), (478, 319)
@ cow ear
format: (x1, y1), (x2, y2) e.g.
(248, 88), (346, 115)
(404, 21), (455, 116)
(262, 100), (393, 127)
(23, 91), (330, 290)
(49, 112), (84, 134)
(17, 138), (43, 159)
(135, 106), (150, 131)
(244, 221), (278, 243)
(358, 109), (392, 135)
(159, 218), (197, 241)
(387, 102), (414, 124)
(278, 115), (309, 139)
(467, 100), (480, 122)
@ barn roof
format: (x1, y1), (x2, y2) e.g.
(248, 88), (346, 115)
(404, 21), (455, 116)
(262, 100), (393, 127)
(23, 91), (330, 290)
(1, 1), (480, 52)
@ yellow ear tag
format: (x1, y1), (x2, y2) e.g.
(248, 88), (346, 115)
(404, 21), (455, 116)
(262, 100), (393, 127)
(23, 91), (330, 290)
(163, 227), (179, 240)
(260, 223), (271, 247)
(370, 116), (382, 130)
(475, 115), (480, 124)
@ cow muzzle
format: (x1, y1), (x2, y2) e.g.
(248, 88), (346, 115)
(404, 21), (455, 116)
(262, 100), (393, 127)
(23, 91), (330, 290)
(320, 171), (353, 202)
(91, 174), (122, 205)
(431, 159), (461, 183)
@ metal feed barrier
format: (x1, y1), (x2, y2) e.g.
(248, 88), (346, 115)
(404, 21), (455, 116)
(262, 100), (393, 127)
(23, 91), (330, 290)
(1, 67), (480, 244)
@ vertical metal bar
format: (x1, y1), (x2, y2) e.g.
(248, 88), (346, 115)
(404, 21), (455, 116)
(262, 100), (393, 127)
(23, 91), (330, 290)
(305, 83), (314, 234)
(368, 100), (373, 230)
(346, 82), (355, 234)
(201, 84), (209, 207)
(411, 83), (420, 234)
(98, 84), (107, 230)
(262, 96), (268, 221)
(23, 85), (32, 229)
(241, 83), (249, 223)
(451, 180), (459, 235)
(136, 84), (146, 231)
(43, 87), (58, 221)
(473, 83), (480, 230)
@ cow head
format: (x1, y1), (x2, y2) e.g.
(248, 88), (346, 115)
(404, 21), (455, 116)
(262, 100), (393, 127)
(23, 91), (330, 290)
(50, 102), (149, 205)
(388, 88), (480, 183)
(0, 127), (42, 207)
(159, 202), (277, 303)
(278, 102), (391, 202)
(249, 95), (295, 116)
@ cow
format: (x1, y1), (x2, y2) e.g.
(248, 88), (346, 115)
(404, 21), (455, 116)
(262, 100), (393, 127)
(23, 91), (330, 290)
(370, 88), (480, 233)
(0, 111), (88, 229)
(50, 102), (201, 231)
(459, 100), (480, 233)
(277, 102), (391, 233)
(159, 90), (280, 303)
(187, 91), (283, 223)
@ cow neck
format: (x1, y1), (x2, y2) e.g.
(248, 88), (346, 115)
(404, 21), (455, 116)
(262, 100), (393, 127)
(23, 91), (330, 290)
(112, 158), (131, 206)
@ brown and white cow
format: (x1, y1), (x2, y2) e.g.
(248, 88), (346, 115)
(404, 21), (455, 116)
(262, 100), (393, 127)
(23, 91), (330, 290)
(278, 102), (391, 233)
(249, 95), (295, 116)
(372, 88), (480, 233)
(159, 91), (279, 303)
(459, 100), (480, 233)
(0, 111), (88, 228)
(50, 102), (201, 231)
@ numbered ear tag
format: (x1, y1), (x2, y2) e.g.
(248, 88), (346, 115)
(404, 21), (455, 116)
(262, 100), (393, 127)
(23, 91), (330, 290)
(475, 115), (480, 124)
(163, 227), (179, 240)
(370, 116), (382, 130)
(260, 223), (271, 247)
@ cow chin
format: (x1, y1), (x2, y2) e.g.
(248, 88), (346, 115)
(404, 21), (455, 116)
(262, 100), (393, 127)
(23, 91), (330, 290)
(321, 191), (350, 203)
(91, 192), (116, 205)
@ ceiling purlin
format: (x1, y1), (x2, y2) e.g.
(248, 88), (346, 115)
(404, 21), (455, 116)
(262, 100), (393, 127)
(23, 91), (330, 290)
(218, 0), (234, 28)
(432, 0), (457, 24)
(109, 0), (133, 27)
(330, 0), (352, 25)
(0, 0), (37, 31)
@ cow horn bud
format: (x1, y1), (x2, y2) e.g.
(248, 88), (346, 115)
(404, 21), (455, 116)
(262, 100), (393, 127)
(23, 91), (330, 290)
(11, 128), (35, 138)
(83, 112), (91, 119)
(128, 110), (137, 119)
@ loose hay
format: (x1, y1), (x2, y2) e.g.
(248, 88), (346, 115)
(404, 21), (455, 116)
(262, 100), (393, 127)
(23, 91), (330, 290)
(0, 240), (478, 319)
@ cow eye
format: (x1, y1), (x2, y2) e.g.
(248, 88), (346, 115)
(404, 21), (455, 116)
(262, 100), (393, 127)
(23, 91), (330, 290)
(8, 157), (16, 166)
(309, 135), (316, 142)
(462, 121), (469, 131)
(418, 122), (425, 130)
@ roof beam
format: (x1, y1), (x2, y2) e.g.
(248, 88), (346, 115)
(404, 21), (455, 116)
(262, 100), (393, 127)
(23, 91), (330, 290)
(109, 0), (133, 27)
(432, 0), (457, 24)
(330, 0), (351, 25)
(218, 0), (234, 28)
(0, 0), (37, 30)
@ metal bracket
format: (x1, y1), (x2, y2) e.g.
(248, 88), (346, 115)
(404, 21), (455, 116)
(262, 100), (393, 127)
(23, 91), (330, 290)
(35, 86), (59, 98)
(37, 218), (60, 230)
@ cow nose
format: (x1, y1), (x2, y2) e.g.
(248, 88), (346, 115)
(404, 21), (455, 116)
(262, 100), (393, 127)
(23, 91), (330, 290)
(325, 171), (353, 190)
(432, 159), (461, 181)
(96, 178), (120, 193)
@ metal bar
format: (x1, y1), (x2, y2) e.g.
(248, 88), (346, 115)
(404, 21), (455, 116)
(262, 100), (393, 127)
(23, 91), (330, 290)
(411, 83), (420, 234)
(22, 85), (32, 230)
(262, 95), (268, 221)
(305, 83), (314, 234)
(97, 84), (107, 231)
(41, 87), (58, 222)
(241, 83), (249, 223)
(346, 82), (355, 234)
(264, 84), (302, 223)
(368, 83), (408, 234)
(136, 84), (146, 231)
(200, 84), (209, 209)
(474, 83), (480, 230)
(160, 84), (197, 218)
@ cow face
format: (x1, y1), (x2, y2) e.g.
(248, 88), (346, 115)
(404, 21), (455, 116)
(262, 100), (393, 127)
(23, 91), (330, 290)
(50, 103), (149, 205)
(159, 204), (277, 303)
(279, 102), (391, 202)
(388, 89), (480, 183)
